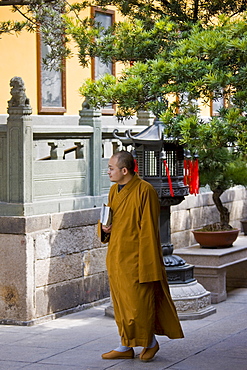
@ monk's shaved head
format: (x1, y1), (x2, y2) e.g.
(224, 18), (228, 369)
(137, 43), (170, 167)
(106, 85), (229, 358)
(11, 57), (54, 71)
(112, 150), (135, 175)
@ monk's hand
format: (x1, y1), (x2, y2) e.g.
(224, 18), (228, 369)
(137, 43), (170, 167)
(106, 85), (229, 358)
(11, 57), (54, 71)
(102, 224), (112, 233)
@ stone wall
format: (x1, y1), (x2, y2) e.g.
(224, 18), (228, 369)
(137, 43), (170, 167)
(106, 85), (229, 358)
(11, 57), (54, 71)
(1, 186), (246, 325)
(171, 186), (247, 250)
(0, 208), (109, 325)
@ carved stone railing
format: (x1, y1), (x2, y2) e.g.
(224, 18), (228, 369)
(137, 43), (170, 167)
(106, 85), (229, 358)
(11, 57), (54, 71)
(0, 77), (147, 216)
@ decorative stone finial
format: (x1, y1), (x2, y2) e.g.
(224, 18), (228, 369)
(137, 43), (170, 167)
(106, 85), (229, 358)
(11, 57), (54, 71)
(8, 77), (30, 108)
(81, 97), (90, 110)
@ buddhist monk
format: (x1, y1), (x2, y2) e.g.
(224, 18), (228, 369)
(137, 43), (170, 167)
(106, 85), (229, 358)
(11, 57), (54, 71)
(100, 150), (184, 362)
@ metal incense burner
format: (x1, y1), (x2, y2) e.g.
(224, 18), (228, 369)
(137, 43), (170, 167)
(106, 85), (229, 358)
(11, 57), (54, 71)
(113, 119), (195, 285)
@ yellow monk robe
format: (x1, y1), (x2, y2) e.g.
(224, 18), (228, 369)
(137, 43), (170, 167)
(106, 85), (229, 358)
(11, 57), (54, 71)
(106, 173), (184, 348)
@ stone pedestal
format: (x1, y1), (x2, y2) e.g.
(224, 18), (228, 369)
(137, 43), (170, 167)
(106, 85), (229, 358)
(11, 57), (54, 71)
(169, 280), (216, 319)
(105, 279), (216, 321)
(175, 235), (247, 303)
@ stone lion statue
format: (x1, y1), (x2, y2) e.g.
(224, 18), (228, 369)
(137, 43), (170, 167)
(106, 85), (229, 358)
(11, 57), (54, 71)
(8, 76), (30, 108)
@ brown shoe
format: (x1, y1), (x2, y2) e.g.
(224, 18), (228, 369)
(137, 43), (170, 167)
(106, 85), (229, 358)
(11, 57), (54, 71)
(139, 342), (159, 361)
(102, 348), (134, 360)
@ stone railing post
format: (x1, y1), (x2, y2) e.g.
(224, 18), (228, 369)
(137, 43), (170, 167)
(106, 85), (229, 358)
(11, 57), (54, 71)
(48, 141), (65, 160)
(7, 77), (33, 205)
(79, 99), (102, 196)
(136, 110), (155, 126)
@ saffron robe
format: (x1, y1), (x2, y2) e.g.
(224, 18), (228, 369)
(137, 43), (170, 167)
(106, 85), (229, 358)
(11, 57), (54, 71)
(105, 174), (184, 347)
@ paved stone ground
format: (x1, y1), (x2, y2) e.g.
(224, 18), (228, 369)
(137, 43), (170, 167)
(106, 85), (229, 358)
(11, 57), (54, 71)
(0, 288), (246, 370)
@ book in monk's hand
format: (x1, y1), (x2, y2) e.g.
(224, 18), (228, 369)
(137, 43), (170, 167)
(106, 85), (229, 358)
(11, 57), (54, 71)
(100, 203), (112, 227)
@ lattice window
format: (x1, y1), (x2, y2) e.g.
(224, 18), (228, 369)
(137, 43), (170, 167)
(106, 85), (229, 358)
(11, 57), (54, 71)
(162, 150), (177, 177)
(144, 151), (160, 177)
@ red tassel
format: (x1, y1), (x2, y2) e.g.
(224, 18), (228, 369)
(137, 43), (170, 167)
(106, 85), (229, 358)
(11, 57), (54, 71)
(183, 159), (189, 186)
(134, 159), (139, 173)
(183, 160), (187, 186)
(163, 160), (174, 197)
(184, 159), (199, 195)
(192, 159), (199, 195)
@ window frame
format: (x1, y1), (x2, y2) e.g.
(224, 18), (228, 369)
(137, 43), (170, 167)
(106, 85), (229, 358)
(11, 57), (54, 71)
(91, 6), (115, 115)
(37, 30), (66, 115)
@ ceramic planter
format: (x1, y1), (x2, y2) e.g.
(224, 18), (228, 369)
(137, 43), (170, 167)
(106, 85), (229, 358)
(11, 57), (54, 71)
(192, 229), (240, 248)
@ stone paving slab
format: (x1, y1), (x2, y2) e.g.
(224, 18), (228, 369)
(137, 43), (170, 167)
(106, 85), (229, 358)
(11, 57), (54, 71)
(0, 289), (246, 369)
(169, 330), (247, 370)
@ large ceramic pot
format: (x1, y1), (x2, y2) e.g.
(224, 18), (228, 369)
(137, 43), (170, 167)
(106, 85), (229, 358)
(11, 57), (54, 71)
(192, 229), (240, 248)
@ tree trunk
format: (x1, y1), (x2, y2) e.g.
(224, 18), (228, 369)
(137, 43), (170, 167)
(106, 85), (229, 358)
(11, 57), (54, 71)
(193, 0), (199, 23)
(212, 188), (230, 227)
